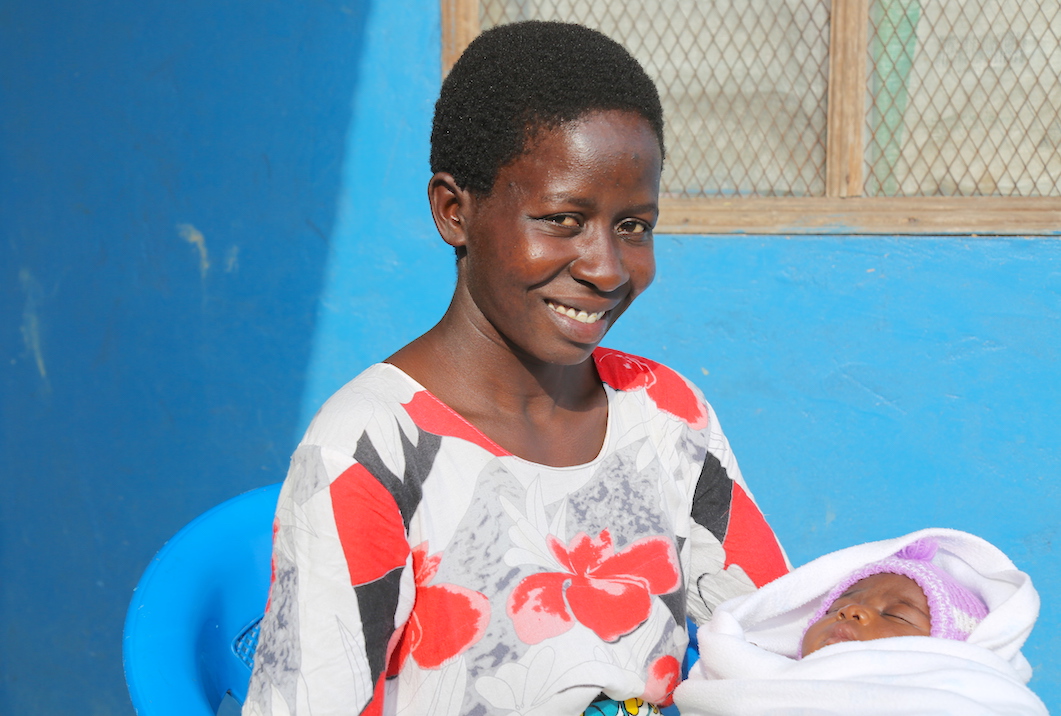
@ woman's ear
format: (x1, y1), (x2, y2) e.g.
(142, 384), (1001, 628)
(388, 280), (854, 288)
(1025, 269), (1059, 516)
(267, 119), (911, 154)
(428, 172), (472, 249)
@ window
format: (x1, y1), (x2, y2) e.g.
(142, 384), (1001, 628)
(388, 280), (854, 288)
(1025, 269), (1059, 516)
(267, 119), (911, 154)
(442, 0), (1061, 234)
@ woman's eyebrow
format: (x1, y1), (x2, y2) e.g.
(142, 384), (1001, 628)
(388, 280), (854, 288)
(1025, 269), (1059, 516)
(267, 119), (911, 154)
(540, 192), (595, 207)
(538, 194), (659, 215)
(625, 202), (660, 216)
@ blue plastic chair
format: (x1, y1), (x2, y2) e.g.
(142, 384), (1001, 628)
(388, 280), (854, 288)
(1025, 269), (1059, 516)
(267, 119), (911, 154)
(123, 483), (280, 716)
(684, 618), (700, 676)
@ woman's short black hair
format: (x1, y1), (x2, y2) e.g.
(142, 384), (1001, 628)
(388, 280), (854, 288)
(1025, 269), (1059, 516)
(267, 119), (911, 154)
(430, 21), (665, 196)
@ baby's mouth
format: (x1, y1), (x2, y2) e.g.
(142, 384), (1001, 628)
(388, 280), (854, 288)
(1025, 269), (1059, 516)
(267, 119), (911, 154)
(547, 301), (605, 325)
(821, 623), (859, 647)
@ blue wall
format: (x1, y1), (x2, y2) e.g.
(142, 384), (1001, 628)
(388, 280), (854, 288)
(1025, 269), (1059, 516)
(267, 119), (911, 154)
(1, 1), (376, 712)
(2, 1), (1058, 713)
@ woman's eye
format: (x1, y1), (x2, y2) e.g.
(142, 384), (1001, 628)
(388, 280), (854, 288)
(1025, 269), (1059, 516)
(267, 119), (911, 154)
(617, 219), (650, 236)
(548, 215), (579, 227)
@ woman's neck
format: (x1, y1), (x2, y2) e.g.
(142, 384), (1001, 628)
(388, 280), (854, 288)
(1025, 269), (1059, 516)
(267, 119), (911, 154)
(386, 308), (608, 466)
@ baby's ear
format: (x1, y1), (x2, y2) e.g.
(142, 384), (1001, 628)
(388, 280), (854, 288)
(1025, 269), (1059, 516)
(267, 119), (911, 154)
(428, 173), (471, 249)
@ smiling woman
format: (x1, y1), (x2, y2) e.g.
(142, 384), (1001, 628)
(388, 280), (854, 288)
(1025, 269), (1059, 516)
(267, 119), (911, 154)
(414, 110), (661, 463)
(243, 20), (788, 716)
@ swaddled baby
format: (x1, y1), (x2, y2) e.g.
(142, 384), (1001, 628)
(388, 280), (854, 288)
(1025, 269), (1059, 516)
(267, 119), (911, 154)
(799, 538), (987, 657)
(673, 529), (1048, 716)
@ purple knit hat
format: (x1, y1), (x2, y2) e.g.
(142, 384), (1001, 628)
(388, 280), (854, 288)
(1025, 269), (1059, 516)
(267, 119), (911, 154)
(800, 538), (988, 656)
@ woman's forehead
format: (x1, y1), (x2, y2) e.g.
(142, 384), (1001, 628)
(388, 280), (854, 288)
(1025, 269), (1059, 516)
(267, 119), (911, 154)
(512, 112), (661, 174)
(514, 111), (656, 161)
(479, 115), (660, 210)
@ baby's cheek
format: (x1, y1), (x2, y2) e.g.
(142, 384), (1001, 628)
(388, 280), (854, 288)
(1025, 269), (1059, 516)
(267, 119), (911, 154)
(800, 619), (827, 657)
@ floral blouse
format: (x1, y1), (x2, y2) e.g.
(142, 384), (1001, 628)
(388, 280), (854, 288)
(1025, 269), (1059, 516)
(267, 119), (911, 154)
(244, 348), (788, 716)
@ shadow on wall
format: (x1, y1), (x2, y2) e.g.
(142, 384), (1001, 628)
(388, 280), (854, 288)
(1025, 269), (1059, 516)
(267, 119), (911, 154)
(0, 0), (371, 712)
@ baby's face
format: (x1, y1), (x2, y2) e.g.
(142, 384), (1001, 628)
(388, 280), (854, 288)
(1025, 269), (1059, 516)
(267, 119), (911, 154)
(801, 573), (932, 657)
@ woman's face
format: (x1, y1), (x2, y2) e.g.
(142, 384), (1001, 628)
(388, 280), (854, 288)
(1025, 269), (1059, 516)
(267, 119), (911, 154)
(453, 110), (661, 367)
(801, 573), (932, 657)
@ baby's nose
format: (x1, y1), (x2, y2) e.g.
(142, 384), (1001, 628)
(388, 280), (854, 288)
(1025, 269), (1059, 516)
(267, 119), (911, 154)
(838, 603), (872, 623)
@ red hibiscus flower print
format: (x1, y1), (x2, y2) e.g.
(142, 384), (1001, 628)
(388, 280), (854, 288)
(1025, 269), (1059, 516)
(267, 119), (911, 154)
(594, 348), (708, 429)
(388, 542), (491, 673)
(507, 530), (681, 644)
(642, 655), (680, 706)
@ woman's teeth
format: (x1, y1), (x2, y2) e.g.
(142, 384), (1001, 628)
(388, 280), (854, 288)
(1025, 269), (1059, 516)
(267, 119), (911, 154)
(547, 302), (605, 324)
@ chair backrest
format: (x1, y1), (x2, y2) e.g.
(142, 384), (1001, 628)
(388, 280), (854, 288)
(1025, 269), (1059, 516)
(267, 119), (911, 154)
(123, 483), (281, 716)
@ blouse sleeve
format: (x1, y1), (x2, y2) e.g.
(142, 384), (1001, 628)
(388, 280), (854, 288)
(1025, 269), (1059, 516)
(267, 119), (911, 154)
(243, 442), (416, 716)
(685, 401), (790, 625)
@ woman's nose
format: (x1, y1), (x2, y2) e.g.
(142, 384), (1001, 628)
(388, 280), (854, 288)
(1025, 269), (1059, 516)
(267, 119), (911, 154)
(571, 228), (629, 293)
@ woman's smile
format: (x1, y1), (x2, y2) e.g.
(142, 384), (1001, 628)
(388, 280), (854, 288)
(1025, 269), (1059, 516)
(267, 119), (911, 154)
(543, 298), (614, 346)
(545, 301), (607, 325)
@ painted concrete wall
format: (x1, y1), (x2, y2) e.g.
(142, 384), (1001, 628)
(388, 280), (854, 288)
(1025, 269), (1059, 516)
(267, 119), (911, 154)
(2, 1), (1058, 714)
(2, 1), (377, 712)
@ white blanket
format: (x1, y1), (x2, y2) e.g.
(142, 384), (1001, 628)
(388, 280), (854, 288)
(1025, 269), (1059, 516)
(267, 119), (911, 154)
(673, 528), (1047, 715)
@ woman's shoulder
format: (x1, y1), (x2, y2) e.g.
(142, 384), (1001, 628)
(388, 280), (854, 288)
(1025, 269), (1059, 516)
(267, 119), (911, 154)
(300, 363), (421, 450)
(593, 347), (711, 431)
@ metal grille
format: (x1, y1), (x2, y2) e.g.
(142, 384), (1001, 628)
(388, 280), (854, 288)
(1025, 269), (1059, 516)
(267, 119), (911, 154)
(479, 1), (1061, 200)
(865, 0), (1061, 196)
(480, 0), (831, 198)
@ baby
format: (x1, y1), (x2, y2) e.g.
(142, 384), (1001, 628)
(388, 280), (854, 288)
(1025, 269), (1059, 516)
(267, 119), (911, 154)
(799, 538), (986, 658)
(673, 529), (1048, 715)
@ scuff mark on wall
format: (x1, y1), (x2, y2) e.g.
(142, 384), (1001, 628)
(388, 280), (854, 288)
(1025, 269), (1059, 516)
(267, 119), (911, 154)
(19, 268), (51, 393)
(828, 361), (908, 416)
(946, 335), (1005, 363)
(178, 223), (210, 280)
(225, 245), (240, 273)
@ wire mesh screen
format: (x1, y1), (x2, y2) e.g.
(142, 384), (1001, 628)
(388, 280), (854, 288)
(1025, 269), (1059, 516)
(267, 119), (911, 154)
(865, 0), (1061, 196)
(480, 0), (831, 198)
(478, 0), (1061, 199)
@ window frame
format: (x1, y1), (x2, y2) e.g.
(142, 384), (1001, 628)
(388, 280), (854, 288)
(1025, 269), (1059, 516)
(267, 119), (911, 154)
(441, 0), (1061, 235)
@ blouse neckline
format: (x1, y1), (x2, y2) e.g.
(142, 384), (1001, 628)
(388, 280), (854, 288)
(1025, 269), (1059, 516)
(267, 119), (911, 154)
(377, 361), (615, 471)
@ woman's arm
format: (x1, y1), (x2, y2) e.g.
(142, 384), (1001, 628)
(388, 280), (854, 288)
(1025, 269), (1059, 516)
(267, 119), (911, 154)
(686, 403), (790, 625)
(243, 443), (414, 716)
